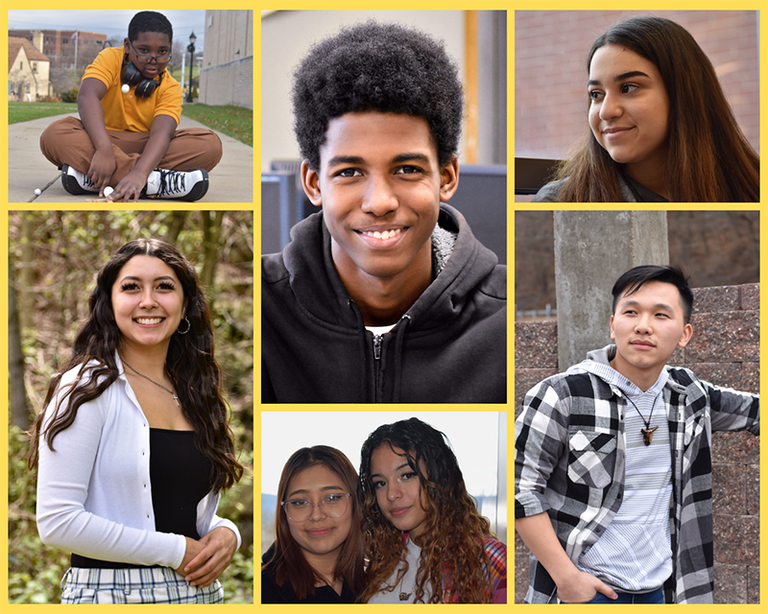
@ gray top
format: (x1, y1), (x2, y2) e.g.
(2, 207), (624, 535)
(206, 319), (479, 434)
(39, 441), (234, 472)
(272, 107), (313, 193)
(532, 173), (668, 203)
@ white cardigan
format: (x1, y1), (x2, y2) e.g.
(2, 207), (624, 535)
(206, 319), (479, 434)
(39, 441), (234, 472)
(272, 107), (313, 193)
(36, 356), (241, 569)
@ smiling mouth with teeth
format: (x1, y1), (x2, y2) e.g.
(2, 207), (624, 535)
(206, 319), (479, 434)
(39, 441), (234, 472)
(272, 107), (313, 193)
(360, 228), (403, 240)
(135, 317), (164, 325)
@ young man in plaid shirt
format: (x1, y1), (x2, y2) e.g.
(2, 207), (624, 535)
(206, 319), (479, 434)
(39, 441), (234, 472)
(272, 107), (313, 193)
(515, 265), (759, 604)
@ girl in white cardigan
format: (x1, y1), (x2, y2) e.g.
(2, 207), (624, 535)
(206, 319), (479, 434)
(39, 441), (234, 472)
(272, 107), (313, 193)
(28, 238), (243, 603)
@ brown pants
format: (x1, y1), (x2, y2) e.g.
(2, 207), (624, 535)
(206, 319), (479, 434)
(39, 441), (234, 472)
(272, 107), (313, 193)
(39, 116), (223, 185)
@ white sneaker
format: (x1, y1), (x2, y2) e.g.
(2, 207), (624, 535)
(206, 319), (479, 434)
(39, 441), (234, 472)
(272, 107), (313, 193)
(145, 168), (209, 201)
(61, 165), (98, 194)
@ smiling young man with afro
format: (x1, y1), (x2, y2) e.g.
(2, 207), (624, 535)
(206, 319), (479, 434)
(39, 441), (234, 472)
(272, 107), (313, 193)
(262, 20), (506, 403)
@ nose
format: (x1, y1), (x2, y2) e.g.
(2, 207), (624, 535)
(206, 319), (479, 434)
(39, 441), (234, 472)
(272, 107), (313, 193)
(634, 315), (652, 334)
(139, 288), (157, 310)
(599, 91), (622, 121)
(386, 482), (402, 502)
(361, 174), (398, 216)
(309, 501), (328, 521)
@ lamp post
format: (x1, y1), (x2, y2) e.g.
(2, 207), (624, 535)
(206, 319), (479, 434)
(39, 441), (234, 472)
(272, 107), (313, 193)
(186, 31), (196, 103)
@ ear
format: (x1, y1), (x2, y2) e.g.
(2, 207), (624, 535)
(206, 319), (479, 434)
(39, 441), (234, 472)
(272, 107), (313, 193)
(677, 322), (693, 348)
(439, 156), (460, 202)
(123, 37), (131, 55)
(609, 315), (615, 340)
(300, 160), (323, 208)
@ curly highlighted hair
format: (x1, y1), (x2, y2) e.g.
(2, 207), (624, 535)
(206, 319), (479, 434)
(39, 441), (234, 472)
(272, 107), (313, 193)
(359, 417), (496, 603)
(291, 20), (464, 171)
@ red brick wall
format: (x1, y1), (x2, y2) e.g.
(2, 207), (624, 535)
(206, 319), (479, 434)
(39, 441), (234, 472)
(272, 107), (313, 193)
(514, 283), (760, 603)
(515, 10), (760, 160)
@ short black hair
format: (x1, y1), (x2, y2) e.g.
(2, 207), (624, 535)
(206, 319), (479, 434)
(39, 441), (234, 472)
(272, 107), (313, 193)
(611, 265), (694, 323)
(128, 11), (173, 43)
(292, 21), (464, 171)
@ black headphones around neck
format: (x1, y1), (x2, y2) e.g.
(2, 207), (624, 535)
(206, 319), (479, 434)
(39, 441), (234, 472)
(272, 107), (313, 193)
(121, 54), (163, 98)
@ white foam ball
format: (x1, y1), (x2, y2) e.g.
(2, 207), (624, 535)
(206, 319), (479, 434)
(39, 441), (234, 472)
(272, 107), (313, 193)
(104, 186), (114, 197)
(34, 188), (41, 195)
(121, 83), (130, 94)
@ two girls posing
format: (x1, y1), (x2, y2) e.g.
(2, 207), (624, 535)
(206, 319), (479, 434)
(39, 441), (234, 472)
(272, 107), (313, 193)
(262, 418), (506, 604)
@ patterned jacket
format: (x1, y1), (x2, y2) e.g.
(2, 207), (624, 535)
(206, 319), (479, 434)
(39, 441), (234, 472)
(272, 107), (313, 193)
(515, 346), (759, 604)
(443, 536), (507, 603)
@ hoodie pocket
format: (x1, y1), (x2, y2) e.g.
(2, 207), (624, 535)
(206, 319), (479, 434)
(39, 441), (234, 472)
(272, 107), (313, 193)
(568, 430), (617, 489)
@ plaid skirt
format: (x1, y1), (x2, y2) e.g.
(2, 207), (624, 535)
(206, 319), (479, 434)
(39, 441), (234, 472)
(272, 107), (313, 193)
(61, 567), (224, 604)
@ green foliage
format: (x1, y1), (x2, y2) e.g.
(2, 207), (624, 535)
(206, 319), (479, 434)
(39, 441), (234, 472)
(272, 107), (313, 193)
(8, 425), (70, 603)
(181, 103), (252, 147)
(60, 87), (79, 103)
(8, 102), (78, 125)
(8, 211), (254, 604)
(169, 66), (199, 82)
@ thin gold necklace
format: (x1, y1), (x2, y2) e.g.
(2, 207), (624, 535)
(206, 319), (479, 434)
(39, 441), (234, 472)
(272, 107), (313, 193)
(122, 359), (179, 407)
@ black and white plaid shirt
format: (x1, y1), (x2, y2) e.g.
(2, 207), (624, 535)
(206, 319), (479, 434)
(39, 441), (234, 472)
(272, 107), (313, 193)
(515, 345), (759, 604)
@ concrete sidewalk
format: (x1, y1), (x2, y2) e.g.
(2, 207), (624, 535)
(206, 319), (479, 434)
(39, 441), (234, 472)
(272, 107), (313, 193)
(8, 113), (253, 204)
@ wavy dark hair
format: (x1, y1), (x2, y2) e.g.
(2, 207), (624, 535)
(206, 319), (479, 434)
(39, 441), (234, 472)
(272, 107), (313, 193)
(292, 20), (464, 171)
(555, 15), (759, 202)
(262, 446), (366, 601)
(27, 239), (243, 491)
(359, 417), (496, 603)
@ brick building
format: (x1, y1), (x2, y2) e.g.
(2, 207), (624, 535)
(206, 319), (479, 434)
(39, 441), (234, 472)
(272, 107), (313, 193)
(515, 11), (759, 162)
(9, 29), (107, 72)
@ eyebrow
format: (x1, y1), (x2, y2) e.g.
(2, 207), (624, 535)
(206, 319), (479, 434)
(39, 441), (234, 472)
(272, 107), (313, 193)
(119, 275), (176, 283)
(588, 70), (652, 87)
(620, 299), (675, 311)
(326, 153), (431, 167)
(287, 485), (345, 498)
(370, 462), (412, 480)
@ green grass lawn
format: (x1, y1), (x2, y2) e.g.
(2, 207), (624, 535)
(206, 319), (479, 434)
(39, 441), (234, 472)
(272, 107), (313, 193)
(182, 103), (252, 147)
(8, 102), (78, 124)
(9, 101), (253, 148)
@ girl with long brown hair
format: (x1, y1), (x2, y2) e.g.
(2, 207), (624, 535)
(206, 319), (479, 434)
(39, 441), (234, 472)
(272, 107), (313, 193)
(261, 446), (367, 602)
(359, 417), (506, 603)
(28, 238), (243, 603)
(533, 15), (759, 202)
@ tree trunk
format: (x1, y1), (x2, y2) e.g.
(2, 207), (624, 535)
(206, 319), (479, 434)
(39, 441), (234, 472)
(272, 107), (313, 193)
(201, 211), (224, 294)
(9, 264), (31, 429)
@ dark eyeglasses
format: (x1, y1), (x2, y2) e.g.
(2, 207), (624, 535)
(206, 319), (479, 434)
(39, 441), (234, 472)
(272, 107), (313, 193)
(129, 40), (172, 64)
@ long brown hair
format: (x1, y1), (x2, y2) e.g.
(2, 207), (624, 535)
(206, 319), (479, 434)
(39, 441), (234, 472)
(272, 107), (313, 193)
(556, 15), (759, 202)
(27, 238), (243, 491)
(359, 417), (497, 603)
(262, 446), (367, 601)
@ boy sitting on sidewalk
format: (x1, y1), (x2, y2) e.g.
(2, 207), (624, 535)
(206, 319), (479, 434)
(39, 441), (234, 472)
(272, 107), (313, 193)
(40, 11), (219, 201)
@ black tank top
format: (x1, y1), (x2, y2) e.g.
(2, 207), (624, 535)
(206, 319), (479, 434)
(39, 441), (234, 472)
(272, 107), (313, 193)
(71, 429), (212, 569)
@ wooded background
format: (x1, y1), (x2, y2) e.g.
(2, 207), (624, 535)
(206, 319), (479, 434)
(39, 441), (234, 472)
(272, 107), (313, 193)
(8, 210), (254, 603)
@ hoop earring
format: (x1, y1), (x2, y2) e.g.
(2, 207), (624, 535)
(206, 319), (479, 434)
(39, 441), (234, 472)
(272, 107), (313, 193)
(176, 317), (191, 335)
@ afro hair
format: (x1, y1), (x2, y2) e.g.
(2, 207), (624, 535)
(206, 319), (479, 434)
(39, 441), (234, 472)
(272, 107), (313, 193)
(292, 21), (464, 171)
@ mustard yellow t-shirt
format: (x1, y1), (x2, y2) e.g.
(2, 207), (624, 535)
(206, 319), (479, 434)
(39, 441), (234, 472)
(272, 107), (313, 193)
(82, 47), (182, 133)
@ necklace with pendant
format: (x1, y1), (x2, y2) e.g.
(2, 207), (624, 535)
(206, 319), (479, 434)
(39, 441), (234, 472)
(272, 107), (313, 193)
(122, 358), (179, 407)
(625, 394), (660, 446)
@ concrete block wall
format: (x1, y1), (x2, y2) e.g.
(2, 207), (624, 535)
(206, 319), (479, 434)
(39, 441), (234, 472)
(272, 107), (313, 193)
(198, 56), (254, 109)
(514, 283), (760, 603)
